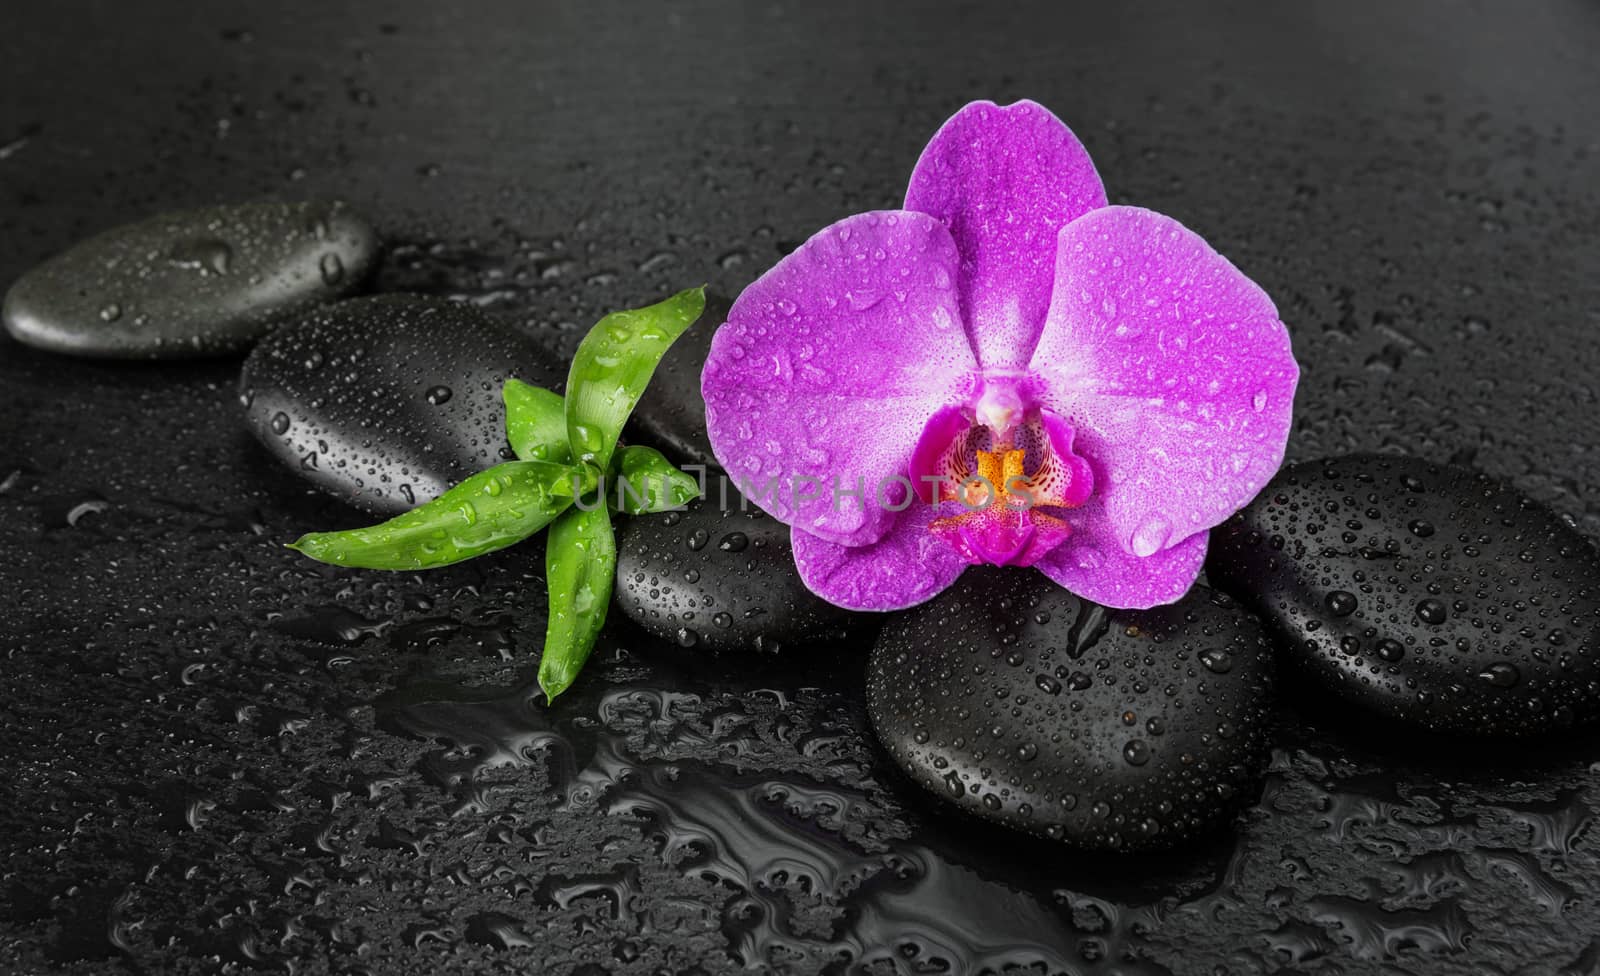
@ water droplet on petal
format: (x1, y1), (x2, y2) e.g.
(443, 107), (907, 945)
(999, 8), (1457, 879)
(1130, 518), (1170, 558)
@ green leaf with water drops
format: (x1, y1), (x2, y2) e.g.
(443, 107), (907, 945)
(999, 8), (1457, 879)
(565, 286), (705, 472)
(502, 378), (571, 464)
(287, 460), (576, 570)
(539, 501), (617, 701)
(607, 444), (701, 515)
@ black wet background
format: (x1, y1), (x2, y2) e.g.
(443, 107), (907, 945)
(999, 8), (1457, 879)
(3, 2), (1599, 973)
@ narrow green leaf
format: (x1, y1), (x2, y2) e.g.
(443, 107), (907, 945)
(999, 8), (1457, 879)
(288, 461), (577, 570)
(502, 378), (571, 464)
(607, 444), (701, 515)
(565, 286), (706, 471)
(538, 502), (617, 701)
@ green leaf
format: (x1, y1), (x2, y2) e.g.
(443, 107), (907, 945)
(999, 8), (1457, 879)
(502, 378), (571, 464)
(565, 286), (706, 471)
(538, 502), (617, 701)
(607, 444), (701, 515)
(288, 461), (577, 570)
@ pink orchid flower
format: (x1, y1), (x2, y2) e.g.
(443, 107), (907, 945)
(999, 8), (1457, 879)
(701, 100), (1298, 611)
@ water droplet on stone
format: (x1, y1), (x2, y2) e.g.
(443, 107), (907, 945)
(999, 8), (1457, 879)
(1416, 598), (1447, 625)
(1479, 662), (1521, 688)
(167, 237), (233, 275)
(1376, 639), (1405, 662)
(319, 251), (345, 285)
(1324, 590), (1358, 617)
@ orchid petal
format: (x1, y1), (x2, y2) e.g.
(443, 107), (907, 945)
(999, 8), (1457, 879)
(1030, 206), (1298, 558)
(1035, 512), (1209, 610)
(905, 99), (1107, 369)
(792, 504), (970, 611)
(702, 210), (975, 547)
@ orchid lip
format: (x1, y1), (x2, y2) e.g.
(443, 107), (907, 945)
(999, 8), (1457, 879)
(911, 390), (1094, 568)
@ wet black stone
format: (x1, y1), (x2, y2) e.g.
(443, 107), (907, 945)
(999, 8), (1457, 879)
(1208, 454), (1600, 737)
(239, 294), (565, 516)
(868, 568), (1275, 851)
(626, 291), (729, 468)
(613, 489), (863, 653)
(3, 201), (377, 358)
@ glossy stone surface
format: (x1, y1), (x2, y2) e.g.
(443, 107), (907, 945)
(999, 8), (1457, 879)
(1208, 454), (1600, 737)
(869, 568), (1275, 851)
(626, 290), (729, 468)
(3, 201), (377, 358)
(613, 488), (863, 653)
(240, 295), (565, 515)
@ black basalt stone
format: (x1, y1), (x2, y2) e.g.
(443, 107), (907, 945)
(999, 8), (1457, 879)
(625, 291), (729, 468)
(1207, 453), (1600, 737)
(239, 294), (565, 516)
(4, 201), (378, 358)
(868, 567), (1275, 851)
(613, 489), (864, 653)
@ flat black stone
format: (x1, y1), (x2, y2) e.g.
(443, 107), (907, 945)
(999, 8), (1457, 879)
(868, 568), (1275, 851)
(626, 290), (729, 468)
(1208, 453), (1600, 737)
(239, 295), (565, 516)
(613, 488), (864, 653)
(3, 201), (377, 358)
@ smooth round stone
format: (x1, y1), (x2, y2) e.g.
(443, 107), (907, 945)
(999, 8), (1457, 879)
(613, 490), (862, 653)
(240, 295), (565, 516)
(868, 568), (1274, 851)
(625, 290), (729, 468)
(1208, 453), (1600, 737)
(4, 201), (378, 358)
